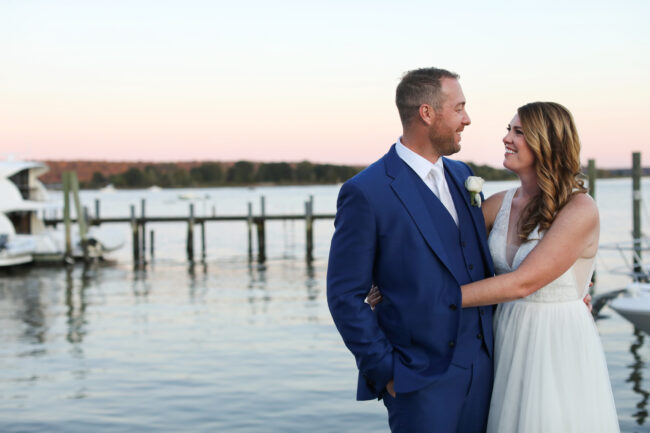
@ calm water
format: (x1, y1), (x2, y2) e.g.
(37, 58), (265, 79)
(1, 179), (650, 432)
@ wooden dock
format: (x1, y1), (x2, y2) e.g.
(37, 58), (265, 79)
(43, 195), (335, 266)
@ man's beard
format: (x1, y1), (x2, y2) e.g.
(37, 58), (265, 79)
(429, 121), (460, 156)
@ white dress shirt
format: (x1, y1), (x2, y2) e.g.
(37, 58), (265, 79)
(395, 138), (459, 226)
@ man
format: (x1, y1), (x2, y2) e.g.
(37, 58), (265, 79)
(327, 67), (495, 433)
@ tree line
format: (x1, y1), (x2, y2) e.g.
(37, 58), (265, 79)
(82, 160), (516, 189)
(83, 161), (363, 189)
(83, 160), (517, 189)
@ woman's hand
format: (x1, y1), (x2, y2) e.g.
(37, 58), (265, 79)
(365, 285), (383, 310)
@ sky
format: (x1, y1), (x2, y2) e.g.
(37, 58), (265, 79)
(1, 0), (649, 168)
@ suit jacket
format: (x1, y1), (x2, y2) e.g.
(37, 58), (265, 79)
(327, 144), (495, 400)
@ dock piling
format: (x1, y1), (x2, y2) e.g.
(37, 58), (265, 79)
(305, 195), (314, 262)
(588, 159), (597, 289)
(94, 199), (100, 225)
(70, 172), (89, 262)
(588, 159), (596, 200)
(63, 172), (72, 262)
(632, 152), (643, 281)
(150, 230), (155, 260)
(131, 205), (140, 264)
(187, 204), (195, 262)
(257, 196), (266, 263)
(141, 199), (147, 264)
(247, 202), (253, 260)
(201, 221), (206, 262)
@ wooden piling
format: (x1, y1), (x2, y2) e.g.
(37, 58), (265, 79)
(94, 199), (100, 226)
(150, 230), (155, 260)
(131, 205), (140, 264)
(70, 172), (89, 262)
(247, 202), (253, 260)
(201, 221), (206, 262)
(587, 159), (597, 289)
(141, 199), (146, 264)
(305, 196), (314, 262)
(63, 172), (72, 262)
(632, 152), (643, 280)
(257, 196), (266, 263)
(588, 159), (596, 200)
(187, 204), (195, 262)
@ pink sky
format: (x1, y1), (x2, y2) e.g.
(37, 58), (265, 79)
(2, 1), (649, 169)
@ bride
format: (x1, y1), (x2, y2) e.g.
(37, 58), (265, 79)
(370, 101), (619, 432)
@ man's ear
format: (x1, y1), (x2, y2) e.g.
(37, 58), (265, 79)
(418, 104), (436, 126)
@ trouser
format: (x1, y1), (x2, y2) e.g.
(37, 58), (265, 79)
(382, 346), (493, 433)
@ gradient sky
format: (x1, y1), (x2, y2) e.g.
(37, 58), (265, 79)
(1, 0), (649, 168)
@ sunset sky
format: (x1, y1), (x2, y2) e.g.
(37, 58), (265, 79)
(1, 0), (649, 168)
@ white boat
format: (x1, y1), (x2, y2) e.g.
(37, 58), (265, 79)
(0, 160), (50, 267)
(99, 184), (116, 193)
(610, 282), (650, 334)
(602, 238), (650, 333)
(0, 159), (124, 265)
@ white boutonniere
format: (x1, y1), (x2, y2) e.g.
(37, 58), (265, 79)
(465, 176), (485, 207)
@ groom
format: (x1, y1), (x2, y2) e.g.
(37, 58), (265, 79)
(327, 67), (495, 433)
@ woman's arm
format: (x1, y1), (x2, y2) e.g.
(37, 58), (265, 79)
(481, 191), (507, 236)
(462, 193), (599, 307)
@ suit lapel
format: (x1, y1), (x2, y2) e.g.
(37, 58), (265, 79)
(385, 147), (463, 284)
(444, 159), (495, 274)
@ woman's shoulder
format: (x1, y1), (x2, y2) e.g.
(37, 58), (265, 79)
(484, 189), (510, 213)
(482, 189), (510, 230)
(561, 192), (599, 220)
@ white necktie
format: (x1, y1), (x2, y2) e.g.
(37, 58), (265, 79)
(427, 168), (459, 226)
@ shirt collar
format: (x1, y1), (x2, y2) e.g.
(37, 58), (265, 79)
(395, 137), (445, 181)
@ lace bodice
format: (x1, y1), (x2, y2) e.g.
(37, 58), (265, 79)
(487, 188), (594, 303)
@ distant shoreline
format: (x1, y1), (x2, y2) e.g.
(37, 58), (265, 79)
(36, 159), (649, 189)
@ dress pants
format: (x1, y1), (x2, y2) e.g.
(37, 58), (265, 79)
(382, 346), (493, 433)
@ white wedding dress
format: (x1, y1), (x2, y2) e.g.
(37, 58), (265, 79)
(486, 188), (620, 433)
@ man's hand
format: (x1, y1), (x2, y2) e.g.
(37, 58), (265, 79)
(583, 293), (593, 313)
(365, 285), (383, 310)
(386, 379), (396, 398)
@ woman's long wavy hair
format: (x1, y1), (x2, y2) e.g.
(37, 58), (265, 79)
(517, 102), (587, 241)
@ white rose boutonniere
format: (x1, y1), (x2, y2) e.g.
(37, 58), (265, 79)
(465, 176), (485, 207)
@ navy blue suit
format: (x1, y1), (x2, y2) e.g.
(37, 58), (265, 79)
(327, 145), (495, 432)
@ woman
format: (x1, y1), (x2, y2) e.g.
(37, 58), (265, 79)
(370, 102), (619, 432)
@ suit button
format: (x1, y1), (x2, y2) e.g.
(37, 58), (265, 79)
(476, 333), (483, 340)
(461, 241), (466, 248)
(479, 309), (485, 316)
(449, 303), (458, 311)
(449, 341), (456, 347)
(468, 264), (474, 270)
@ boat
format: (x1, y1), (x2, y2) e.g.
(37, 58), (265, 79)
(603, 237), (650, 333)
(0, 159), (124, 265)
(610, 282), (650, 334)
(99, 184), (116, 193)
(0, 160), (50, 267)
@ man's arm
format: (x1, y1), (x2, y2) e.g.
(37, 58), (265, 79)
(327, 181), (393, 396)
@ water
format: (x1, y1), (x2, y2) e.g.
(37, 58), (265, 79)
(1, 179), (650, 432)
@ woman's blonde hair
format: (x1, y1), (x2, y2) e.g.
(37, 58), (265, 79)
(517, 102), (587, 241)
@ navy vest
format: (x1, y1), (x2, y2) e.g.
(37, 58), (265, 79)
(410, 166), (490, 368)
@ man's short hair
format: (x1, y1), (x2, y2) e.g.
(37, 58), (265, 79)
(395, 67), (460, 127)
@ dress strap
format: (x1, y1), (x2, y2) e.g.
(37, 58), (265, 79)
(494, 187), (517, 226)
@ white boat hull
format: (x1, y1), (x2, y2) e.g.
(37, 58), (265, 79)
(610, 284), (650, 334)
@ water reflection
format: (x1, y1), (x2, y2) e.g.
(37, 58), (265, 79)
(627, 329), (649, 426)
(247, 262), (270, 315)
(19, 280), (47, 346)
(131, 267), (151, 299)
(65, 266), (88, 344)
(305, 261), (319, 302)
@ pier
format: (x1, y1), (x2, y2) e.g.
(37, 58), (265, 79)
(44, 194), (334, 266)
